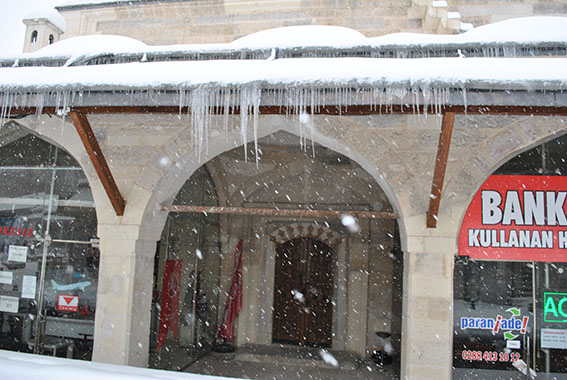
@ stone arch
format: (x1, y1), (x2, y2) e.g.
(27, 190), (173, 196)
(140, 114), (405, 247)
(8, 116), (115, 225)
(269, 222), (342, 248)
(449, 116), (567, 243)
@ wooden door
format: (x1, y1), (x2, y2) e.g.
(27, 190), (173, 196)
(272, 238), (334, 347)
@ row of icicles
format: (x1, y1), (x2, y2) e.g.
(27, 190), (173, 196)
(0, 85), (462, 163)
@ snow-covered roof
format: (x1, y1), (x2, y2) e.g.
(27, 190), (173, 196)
(1, 57), (566, 93)
(231, 25), (367, 49)
(35, 35), (147, 57)
(23, 8), (66, 33)
(369, 16), (567, 46)
(0, 18), (565, 115)
(1, 17), (565, 64)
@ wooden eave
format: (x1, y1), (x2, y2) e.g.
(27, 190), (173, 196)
(68, 111), (125, 216)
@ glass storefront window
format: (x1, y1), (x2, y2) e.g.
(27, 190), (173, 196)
(0, 124), (98, 360)
(454, 132), (567, 379)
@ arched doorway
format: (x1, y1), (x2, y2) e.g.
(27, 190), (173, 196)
(152, 130), (402, 375)
(272, 237), (334, 347)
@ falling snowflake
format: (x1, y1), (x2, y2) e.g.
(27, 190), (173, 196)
(319, 349), (339, 367)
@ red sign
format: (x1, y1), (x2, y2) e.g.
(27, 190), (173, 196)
(156, 260), (183, 352)
(57, 295), (79, 312)
(459, 175), (567, 262)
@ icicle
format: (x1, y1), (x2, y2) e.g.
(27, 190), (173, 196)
(252, 89), (260, 167)
(422, 86), (430, 117)
(190, 86), (212, 161)
(0, 91), (11, 127)
(310, 87), (315, 158)
(223, 88), (230, 140)
(239, 87), (249, 162)
(461, 86), (468, 115)
(238, 85), (261, 164)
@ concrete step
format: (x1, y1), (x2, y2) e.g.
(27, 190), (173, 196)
(215, 344), (361, 370)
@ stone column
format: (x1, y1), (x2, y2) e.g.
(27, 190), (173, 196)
(91, 224), (156, 367)
(345, 230), (369, 356)
(400, 214), (456, 380)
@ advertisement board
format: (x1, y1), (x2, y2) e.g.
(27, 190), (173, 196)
(458, 175), (567, 262)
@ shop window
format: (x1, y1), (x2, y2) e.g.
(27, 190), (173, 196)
(31, 31), (38, 43)
(454, 133), (567, 379)
(0, 123), (98, 360)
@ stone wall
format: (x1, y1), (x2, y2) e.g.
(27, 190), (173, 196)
(450, 0), (567, 26)
(58, 0), (430, 45)
(55, 0), (567, 47)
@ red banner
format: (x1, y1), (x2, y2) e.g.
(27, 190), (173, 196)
(156, 259), (183, 351)
(217, 240), (243, 343)
(459, 175), (567, 262)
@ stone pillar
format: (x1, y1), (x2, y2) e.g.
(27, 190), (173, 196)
(92, 224), (156, 367)
(237, 216), (262, 346)
(400, 214), (456, 380)
(345, 230), (369, 356)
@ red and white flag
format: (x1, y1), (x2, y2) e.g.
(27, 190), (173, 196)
(156, 259), (183, 352)
(217, 240), (243, 343)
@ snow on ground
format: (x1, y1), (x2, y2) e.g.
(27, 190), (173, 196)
(0, 350), (242, 380)
(0, 57), (566, 92)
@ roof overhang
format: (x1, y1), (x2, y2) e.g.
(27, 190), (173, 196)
(1, 56), (566, 224)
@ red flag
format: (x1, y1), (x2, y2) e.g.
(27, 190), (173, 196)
(157, 259), (183, 351)
(217, 240), (243, 343)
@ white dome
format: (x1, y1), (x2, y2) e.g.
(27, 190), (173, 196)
(34, 34), (147, 56)
(231, 25), (368, 49)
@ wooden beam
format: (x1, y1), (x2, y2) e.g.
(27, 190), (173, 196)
(163, 205), (397, 220)
(427, 112), (456, 228)
(5, 105), (567, 117)
(69, 111), (125, 216)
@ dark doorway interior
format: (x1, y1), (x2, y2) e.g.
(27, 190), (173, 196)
(272, 238), (334, 347)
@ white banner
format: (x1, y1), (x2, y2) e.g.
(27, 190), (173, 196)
(541, 328), (567, 349)
(0, 271), (12, 285)
(21, 275), (36, 299)
(0, 295), (19, 313)
(8, 245), (28, 262)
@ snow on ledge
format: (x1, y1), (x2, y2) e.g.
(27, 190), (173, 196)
(231, 25), (367, 49)
(35, 35), (148, 56)
(0, 57), (566, 93)
(0, 350), (239, 380)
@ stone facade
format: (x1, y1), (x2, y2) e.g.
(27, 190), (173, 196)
(10, 1), (567, 379)
(51, 0), (567, 47)
(12, 108), (567, 379)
